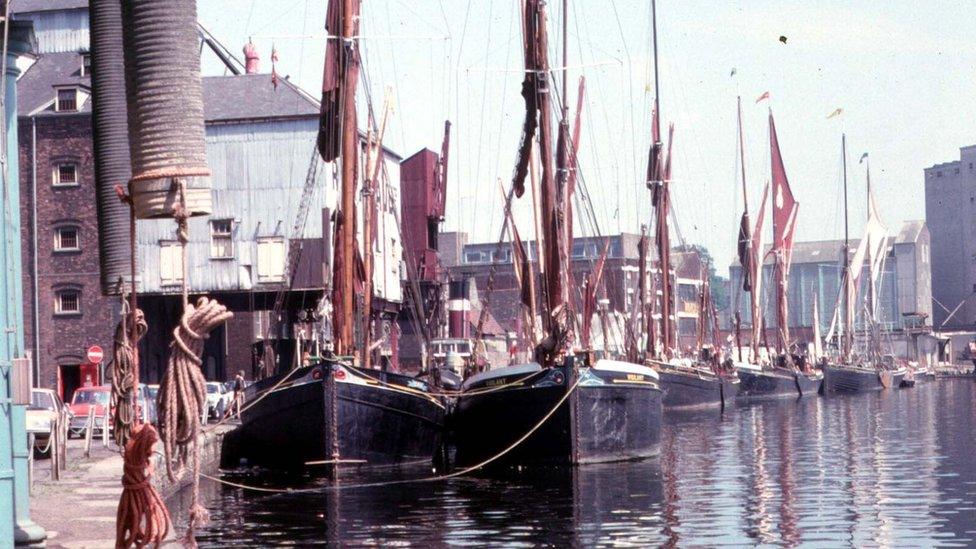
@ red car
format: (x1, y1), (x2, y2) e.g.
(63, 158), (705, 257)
(68, 385), (111, 438)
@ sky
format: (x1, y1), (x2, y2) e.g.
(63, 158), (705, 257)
(197, 0), (976, 274)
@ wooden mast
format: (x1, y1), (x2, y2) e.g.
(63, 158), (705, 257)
(336, 0), (359, 357)
(736, 96), (750, 362)
(649, 0), (673, 358)
(841, 134), (851, 361)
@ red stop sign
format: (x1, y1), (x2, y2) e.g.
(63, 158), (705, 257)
(87, 345), (104, 364)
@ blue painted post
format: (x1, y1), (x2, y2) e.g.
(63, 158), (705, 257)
(0, 19), (44, 546)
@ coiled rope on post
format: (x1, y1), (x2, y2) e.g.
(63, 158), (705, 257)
(110, 306), (147, 448)
(116, 423), (171, 547)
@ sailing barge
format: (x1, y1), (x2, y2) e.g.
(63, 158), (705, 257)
(452, 0), (662, 468)
(734, 104), (822, 400)
(232, 0), (444, 469)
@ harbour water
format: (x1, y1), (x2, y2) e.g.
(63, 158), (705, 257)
(188, 379), (976, 546)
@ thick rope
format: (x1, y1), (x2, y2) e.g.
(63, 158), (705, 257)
(115, 186), (170, 549)
(157, 296), (232, 546)
(110, 307), (147, 448)
(116, 423), (171, 548)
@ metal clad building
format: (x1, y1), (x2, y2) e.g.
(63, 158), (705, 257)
(924, 146), (976, 328)
(12, 0), (89, 54)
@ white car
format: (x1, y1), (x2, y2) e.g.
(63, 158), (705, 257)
(205, 382), (230, 420)
(26, 389), (66, 455)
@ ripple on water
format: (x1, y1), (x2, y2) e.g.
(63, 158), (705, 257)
(187, 380), (976, 547)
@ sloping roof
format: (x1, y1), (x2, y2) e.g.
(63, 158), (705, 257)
(202, 74), (319, 123)
(12, 0), (88, 14)
(18, 59), (321, 121)
(17, 51), (89, 116)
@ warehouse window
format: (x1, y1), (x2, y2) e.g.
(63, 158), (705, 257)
(81, 54), (91, 77)
(56, 88), (78, 112)
(257, 237), (286, 283)
(54, 290), (81, 315)
(159, 241), (184, 286)
(210, 219), (234, 259)
(54, 227), (79, 252)
(53, 163), (78, 186)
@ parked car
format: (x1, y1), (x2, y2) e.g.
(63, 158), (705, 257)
(26, 389), (67, 456)
(205, 382), (230, 420)
(134, 383), (157, 425)
(68, 385), (111, 438)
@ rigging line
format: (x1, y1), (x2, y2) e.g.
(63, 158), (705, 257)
(379, 0), (408, 152)
(470, 0), (495, 240)
(297, 0), (310, 86)
(486, 0), (518, 240)
(244, 0), (258, 37)
(454, 0), (472, 232)
(608, 0), (639, 232)
(249, 0), (307, 35)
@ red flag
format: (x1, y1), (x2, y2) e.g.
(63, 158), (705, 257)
(769, 112), (798, 268)
(270, 45), (280, 89)
(755, 91), (770, 103)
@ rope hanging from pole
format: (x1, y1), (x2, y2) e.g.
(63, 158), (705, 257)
(114, 185), (171, 548)
(110, 299), (147, 448)
(155, 178), (233, 546)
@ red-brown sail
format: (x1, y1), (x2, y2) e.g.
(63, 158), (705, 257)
(769, 112), (798, 352)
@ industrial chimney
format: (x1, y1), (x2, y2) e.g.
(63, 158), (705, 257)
(243, 40), (259, 74)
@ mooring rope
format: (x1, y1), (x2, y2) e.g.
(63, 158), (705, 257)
(110, 302), (147, 448)
(154, 180), (233, 547)
(199, 376), (582, 494)
(116, 423), (171, 548)
(114, 185), (171, 548)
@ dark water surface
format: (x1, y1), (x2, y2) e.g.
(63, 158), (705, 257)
(188, 379), (976, 547)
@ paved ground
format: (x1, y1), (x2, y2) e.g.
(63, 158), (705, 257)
(28, 423), (233, 548)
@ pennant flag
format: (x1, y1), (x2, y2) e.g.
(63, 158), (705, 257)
(755, 91), (770, 104)
(859, 152), (869, 164)
(730, 67), (737, 77)
(826, 108), (843, 119)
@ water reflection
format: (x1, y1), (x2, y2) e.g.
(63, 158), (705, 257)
(189, 380), (976, 547)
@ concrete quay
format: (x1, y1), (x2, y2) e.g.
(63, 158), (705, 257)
(28, 424), (232, 548)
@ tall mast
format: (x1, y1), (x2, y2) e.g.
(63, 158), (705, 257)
(339, 0), (358, 357)
(841, 134), (851, 360)
(738, 97), (748, 211)
(650, 0), (672, 357)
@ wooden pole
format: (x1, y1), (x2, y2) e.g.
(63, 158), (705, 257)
(339, 0), (358, 356)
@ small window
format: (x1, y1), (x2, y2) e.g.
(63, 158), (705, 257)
(257, 238), (286, 283)
(955, 167), (960, 175)
(160, 241), (184, 286)
(464, 251), (484, 264)
(53, 163), (78, 186)
(56, 88), (77, 112)
(81, 54), (91, 77)
(55, 290), (80, 315)
(572, 243), (585, 258)
(937, 171), (943, 178)
(54, 227), (79, 251)
(210, 219), (233, 259)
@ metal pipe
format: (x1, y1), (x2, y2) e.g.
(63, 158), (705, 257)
(31, 116), (39, 386)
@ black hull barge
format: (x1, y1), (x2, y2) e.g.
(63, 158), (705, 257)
(823, 363), (883, 393)
(453, 359), (663, 468)
(656, 362), (737, 410)
(229, 361), (445, 469)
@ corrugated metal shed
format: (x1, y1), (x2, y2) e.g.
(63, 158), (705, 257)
(12, 5), (89, 54)
(136, 115), (404, 302)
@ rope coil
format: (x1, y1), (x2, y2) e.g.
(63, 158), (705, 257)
(116, 423), (171, 548)
(157, 296), (232, 546)
(111, 307), (147, 448)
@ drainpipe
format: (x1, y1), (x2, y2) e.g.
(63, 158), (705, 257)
(30, 115), (38, 387)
